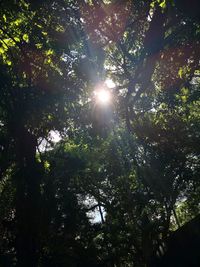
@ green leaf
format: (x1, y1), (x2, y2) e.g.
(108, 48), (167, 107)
(22, 34), (29, 42)
(44, 160), (50, 171)
(3, 14), (6, 22)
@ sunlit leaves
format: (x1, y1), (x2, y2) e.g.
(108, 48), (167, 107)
(22, 33), (29, 42)
(44, 160), (50, 172)
(178, 66), (191, 79)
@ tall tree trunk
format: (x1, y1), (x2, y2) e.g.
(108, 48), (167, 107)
(14, 126), (41, 267)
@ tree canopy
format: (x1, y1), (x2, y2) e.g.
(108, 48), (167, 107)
(0, 0), (200, 266)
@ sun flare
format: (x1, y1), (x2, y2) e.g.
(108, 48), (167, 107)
(94, 89), (111, 104)
(93, 79), (115, 105)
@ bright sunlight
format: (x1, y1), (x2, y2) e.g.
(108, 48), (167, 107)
(94, 79), (115, 105)
(94, 89), (111, 104)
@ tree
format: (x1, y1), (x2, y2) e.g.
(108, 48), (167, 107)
(0, 1), (87, 266)
(0, 0), (199, 266)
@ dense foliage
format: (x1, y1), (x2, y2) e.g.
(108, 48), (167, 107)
(0, 0), (199, 266)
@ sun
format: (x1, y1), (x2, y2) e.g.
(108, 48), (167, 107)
(93, 79), (115, 105)
(94, 89), (111, 104)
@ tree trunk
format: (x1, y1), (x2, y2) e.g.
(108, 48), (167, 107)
(14, 126), (41, 267)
